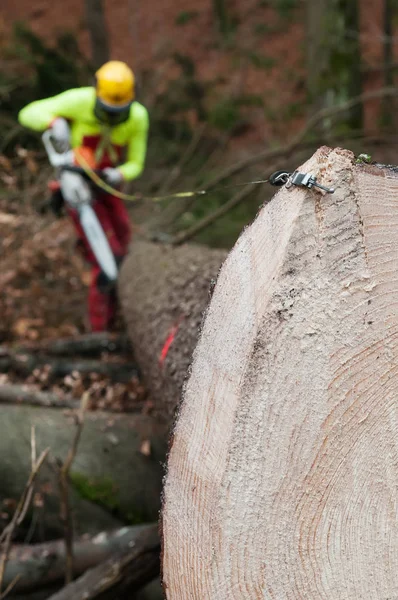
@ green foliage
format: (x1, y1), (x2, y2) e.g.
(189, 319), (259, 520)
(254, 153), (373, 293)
(14, 23), (89, 92)
(237, 94), (264, 107)
(312, 1), (363, 129)
(208, 98), (241, 131)
(282, 100), (304, 120)
(1, 22), (90, 120)
(173, 52), (196, 78)
(70, 472), (149, 524)
(245, 51), (276, 70)
(356, 153), (372, 164)
(272, 0), (299, 18)
(70, 472), (119, 512)
(175, 11), (198, 25)
(253, 23), (274, 36)
(212, 0), (230, 36)
(147, 52), (207, 131)
(177, 187), (264, 248)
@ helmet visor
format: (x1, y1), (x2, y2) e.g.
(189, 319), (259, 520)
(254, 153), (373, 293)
(94, 98), (132, 126)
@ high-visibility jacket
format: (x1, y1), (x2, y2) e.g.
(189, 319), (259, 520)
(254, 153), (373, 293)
(18, 87), (149, 181)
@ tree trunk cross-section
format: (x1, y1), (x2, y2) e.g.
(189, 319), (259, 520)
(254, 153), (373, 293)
(162, 147), (398, 599)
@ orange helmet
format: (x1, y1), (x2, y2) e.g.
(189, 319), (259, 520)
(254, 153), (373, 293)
(95, 61), (135, 121)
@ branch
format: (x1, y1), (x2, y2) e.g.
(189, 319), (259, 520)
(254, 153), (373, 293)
(58, 392), (89, 584)
(172, 180), (263, 245)
(157, 124), (207, 195)
(172, 158), (288, 245)
(0, 428), (49, 598)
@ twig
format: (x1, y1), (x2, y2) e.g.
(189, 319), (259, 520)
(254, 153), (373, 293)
(172, 181), (261, 245)
(172, 158), (289, 245)
(0, 428), (49, 598)
(58, 392), (89, 584)
(0, 575), (21, 599)
(16, 428), (37, 527)
(157, 124), (207, 195)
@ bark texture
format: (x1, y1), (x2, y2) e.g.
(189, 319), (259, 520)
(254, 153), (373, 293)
(162, 148), (398, 598)
(47, 524), (159, 600)
(118, 240), (227, 419)
(4, 524), (155, 593)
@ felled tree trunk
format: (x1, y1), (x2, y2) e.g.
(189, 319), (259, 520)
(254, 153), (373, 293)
(4, 524), (156, 593)
(118, 240), (227, 419)
(162, 148), (398, 598)
(47, 524), (159, 600)
(0, 405), (167, 539)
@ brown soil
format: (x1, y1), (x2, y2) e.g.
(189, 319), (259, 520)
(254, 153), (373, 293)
(0, 197), (149, 413)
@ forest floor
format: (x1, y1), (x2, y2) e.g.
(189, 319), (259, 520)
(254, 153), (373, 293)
(0, 195), (150, 414)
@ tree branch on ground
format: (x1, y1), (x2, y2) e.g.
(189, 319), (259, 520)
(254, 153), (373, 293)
(0, 384), (80, 410)
(2, 524), (157, 594)
(0, 427), (49, 598)
(0, 350), (138, 383)
(57, 392), (89, 584)
(47, 524), (160, 600)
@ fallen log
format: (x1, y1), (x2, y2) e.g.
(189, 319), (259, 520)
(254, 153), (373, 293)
(0, 405), (167, 539)
(0, 352), (139, 383)
(162, 148), (398, 598)
(118, 240), (227, 418)
(4, 524), (156, 593)
(0, 384), (79, 410)
(46, 524), (159, 600)
(39, 333), (131, 357)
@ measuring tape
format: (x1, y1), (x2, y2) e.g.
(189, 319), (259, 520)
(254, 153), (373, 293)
(74, 150), (335, 203)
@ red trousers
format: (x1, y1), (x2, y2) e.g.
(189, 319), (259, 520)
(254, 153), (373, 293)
(68, 193), (132, 332)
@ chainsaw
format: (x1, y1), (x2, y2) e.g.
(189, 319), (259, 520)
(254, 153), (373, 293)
(42, 130), (118, 283)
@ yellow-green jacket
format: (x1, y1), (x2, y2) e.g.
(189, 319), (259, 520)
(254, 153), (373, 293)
(18, 87), (149, 181)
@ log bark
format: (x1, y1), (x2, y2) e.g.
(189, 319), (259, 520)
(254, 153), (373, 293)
(0, 405), (166, 540)
(3, 334), (130, 359)
(118, 240), (227, 419)
(0, 384), (79, 410)
(47, 524), (159, 600)
(38, 333), (131, 358)
(4, 524), (156, 593)
(162, 148), (398, 598)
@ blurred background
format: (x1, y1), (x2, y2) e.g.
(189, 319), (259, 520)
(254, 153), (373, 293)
(2, 0), (398, 237)
(1, 0), (398, 336)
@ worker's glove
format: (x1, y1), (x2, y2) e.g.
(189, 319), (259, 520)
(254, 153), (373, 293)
(103, 167), (123, 187)
(49, 118), (70, 153)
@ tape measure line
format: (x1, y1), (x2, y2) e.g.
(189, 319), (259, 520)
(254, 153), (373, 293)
(74, 151), (269, 203)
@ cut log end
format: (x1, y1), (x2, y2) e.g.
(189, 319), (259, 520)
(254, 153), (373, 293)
(162, 148), (398, 598)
